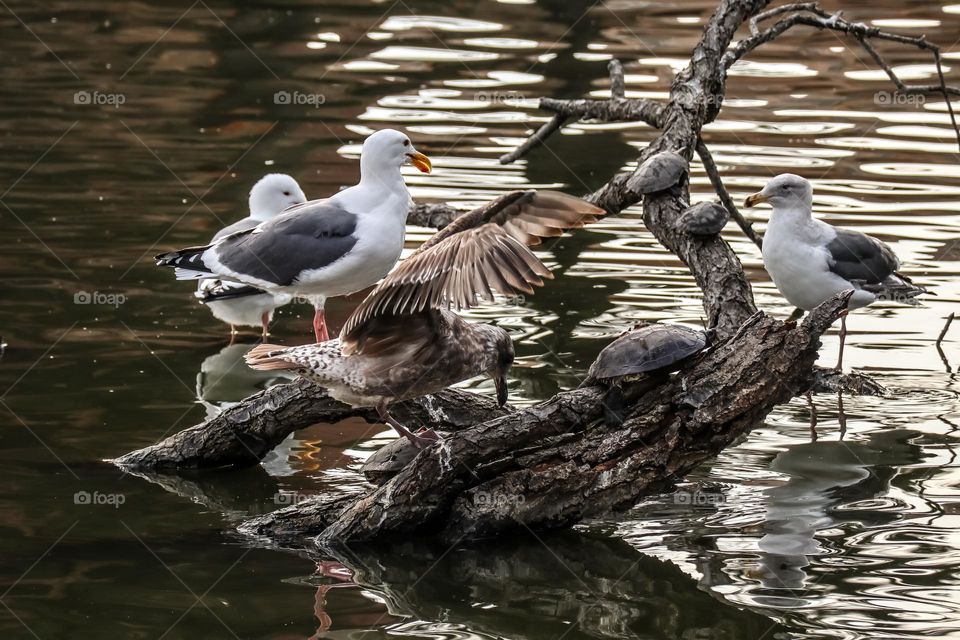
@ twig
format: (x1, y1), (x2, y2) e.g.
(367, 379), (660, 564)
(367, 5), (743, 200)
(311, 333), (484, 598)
(608, 58), (626, 99)
(725, 4), (960, 150)
(695, 139), (763, 248)
(498, 113), (569, 165)
(937, 312), (955, 346)
(499, 59), (663, 165)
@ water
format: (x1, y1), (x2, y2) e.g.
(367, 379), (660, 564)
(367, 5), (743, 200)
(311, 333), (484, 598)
(1, 1), (959, 638)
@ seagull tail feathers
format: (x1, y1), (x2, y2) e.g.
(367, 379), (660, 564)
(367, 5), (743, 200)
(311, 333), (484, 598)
(155, 245), (214, 279)
(245, 344), (300, 371)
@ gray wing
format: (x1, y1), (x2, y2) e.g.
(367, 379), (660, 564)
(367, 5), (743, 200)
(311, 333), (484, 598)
(826, 228), (899, 285)
(214, 201), (358, 287)
(212, 217), (260, 242)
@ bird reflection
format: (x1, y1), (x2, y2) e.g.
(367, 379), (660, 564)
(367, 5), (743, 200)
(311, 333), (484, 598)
(195, 342), (294, 418)
(755, 429), (918, 594)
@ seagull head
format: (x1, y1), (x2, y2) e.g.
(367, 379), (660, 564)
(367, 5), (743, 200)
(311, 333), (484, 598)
(361, 129), (432, 176)
(249, 173), (307, 220)
(479, 325), (514, 407)
(744, 173), (812, 211)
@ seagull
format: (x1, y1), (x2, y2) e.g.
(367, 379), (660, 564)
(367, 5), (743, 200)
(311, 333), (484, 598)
(156, 129), (432, 342)
(745, 173), (926, 370)
(195, 174), (306, 341)
(245, 190), (604, 448)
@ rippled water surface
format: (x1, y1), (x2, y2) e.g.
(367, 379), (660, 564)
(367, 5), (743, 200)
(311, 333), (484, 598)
(1, 1), (959, 638)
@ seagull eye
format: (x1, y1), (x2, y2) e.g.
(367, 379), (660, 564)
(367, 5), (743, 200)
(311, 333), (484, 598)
(402, 139), (410, 147)
(283, 191), (291, 196)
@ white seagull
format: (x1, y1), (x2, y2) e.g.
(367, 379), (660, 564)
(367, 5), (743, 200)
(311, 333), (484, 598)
(195, 174), (306, 341)
(745, 173), (926, 370)
(156, 129), (432, 342)
(244, 190), (603, 448)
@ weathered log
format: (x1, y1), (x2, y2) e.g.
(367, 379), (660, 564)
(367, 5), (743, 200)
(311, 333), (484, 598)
(241, 292), (851, 542)
(112, 381), (508, 470)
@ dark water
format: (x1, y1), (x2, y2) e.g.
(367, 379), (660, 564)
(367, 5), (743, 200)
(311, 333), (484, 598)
(1, 1), (959, 638)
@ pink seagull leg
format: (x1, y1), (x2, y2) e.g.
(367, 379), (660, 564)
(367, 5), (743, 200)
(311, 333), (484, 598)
(260, 312), (270, 341)
(313, 308), (330, 342)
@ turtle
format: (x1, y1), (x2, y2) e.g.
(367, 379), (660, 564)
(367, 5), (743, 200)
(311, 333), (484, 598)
(680, 201), (729, 237)
(626, 150), (689, 196)
(583, 322), (708, 426)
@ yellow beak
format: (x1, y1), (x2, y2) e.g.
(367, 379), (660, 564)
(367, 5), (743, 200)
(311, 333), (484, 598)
(407, 151), (432, 173)
(744, 192), (769, 207)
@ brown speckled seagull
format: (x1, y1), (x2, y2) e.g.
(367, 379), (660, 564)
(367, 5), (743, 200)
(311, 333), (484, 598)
(245, 190), (603, 448)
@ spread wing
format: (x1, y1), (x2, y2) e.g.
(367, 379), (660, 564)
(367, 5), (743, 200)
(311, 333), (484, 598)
(340, 190), (602, 353)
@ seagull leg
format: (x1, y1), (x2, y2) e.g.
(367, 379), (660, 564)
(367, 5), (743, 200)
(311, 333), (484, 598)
(261, 312), (270, 340)
(312, 308), (330, 343)
(228, 326), (236, 346)
(835, 310), (849, 372)
(376, 402), (439, 449)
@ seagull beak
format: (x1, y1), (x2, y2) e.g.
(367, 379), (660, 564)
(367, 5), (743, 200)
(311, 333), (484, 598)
(406, 150), (432, 173)
(744, 192), (769, 207)
(494, 374), (508, 407)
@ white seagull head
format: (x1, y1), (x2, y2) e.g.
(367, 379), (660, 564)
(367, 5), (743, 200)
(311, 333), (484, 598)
(744, 173), (813, 212)
(248, 173), (307, 220)
(360, 129), (432, 179)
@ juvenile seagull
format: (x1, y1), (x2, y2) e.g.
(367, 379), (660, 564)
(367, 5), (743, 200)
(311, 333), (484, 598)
(246, 190), (603, 448)
(196, 174), (306, 341)
(745, 173), (926, 370)
(156, 129), (432, 342)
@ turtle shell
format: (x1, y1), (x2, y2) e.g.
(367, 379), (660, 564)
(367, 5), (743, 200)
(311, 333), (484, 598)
(680, 201), (729, 237)
(627, 151), (689, 195)
(587, 323), (706, 382)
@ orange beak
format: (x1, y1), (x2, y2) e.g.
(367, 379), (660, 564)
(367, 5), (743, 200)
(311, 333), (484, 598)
(744, 192), (769, 207)
(407, 150), (432, 173)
